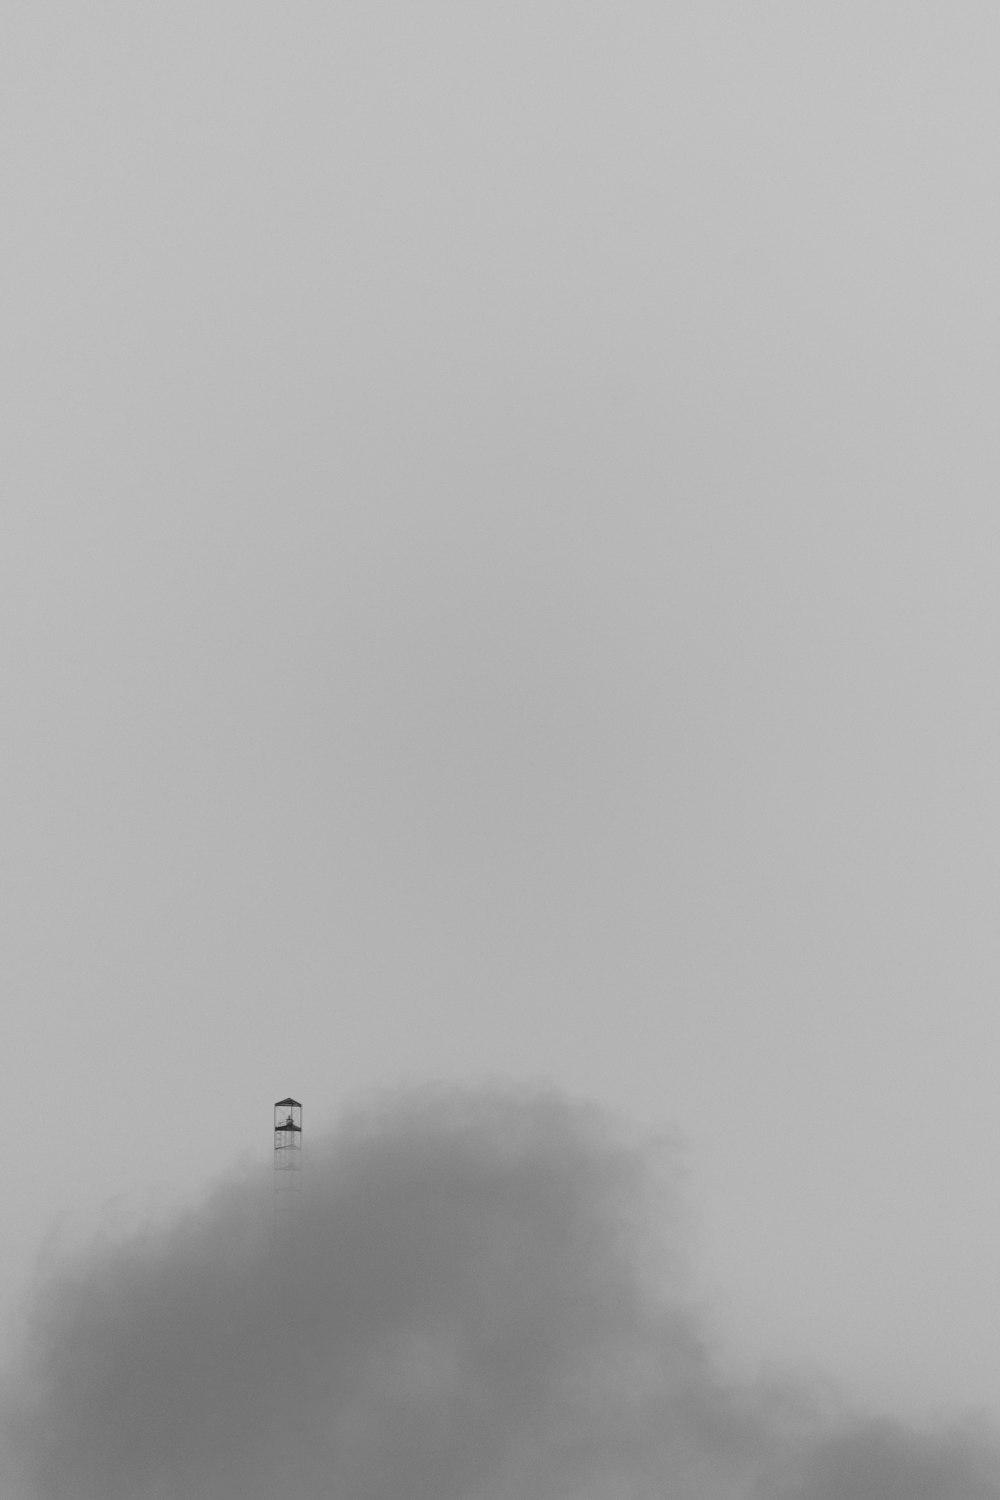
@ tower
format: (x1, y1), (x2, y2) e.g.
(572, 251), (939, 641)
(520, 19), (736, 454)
(274, 1096), (303, 1228)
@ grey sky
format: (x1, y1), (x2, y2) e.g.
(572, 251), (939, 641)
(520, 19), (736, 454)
(3, 0), (1000, 1431)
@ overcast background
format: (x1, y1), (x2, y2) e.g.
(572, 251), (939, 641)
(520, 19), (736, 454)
(3, 0), (1000, 1432)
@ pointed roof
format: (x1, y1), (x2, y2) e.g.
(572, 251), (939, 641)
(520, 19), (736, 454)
(274, 1097), (301, 1108)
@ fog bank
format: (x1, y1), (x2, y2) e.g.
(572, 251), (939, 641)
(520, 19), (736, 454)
(5, 1087), (997, 1499)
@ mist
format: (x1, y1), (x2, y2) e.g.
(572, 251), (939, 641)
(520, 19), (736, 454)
(4, 1087), (997, 1499)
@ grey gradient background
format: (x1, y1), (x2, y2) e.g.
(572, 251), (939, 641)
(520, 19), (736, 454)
(3, 0), (1000, 1432)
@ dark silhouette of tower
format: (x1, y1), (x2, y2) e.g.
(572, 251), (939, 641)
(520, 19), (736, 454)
(273, 1096), (302, 1230)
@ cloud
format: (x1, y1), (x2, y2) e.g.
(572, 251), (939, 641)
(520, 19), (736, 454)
(4, 1085), (998, 1499)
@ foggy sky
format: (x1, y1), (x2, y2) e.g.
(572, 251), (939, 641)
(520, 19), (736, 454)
(4, 0), (1000, 1425)
(6, 1088), (1000, 1500)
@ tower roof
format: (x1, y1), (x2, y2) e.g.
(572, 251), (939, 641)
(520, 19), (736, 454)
(274, 1096), (301, 1108)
